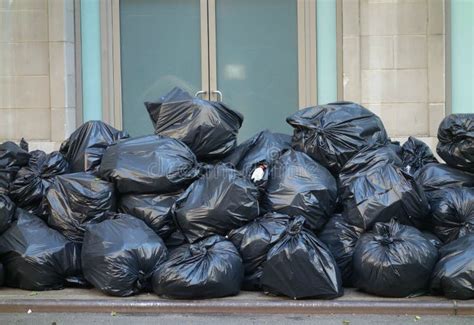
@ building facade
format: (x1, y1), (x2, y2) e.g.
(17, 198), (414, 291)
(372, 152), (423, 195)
(0, 0), (473, 152)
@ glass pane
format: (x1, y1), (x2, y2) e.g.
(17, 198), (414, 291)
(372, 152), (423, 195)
(216, 0), (298, 141)
(120, 0), (202, 136)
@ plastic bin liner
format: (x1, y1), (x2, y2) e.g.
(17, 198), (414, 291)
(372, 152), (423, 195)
(223, 130), (291, 190)
(430, 234), (474, 299)
(261, 216), (343, 299)
(45, 172), (116, 243)
(422, 231), (443, 249)
(0, 209), (82, 291)
(429, 187), (474, 243)
(339, 145), (430, 230)
(152, 235), (243, 299)
(228, 212), (291, 290)
(318, 214), (364, 287)
(353, 221), (438, 297)
(164, 230), (187, 251)
(10, 150), (69, 216)
(0, 262), (4, 286)
(0, 194), (15, 234)
(60, 120), (129, 173)
(401, 136), (438, 175)
(82, 214), (168, 297)
(174, 163), (259, 243)
(99, 135), (200, 194)
(286, 102), (388, 174)
(415, 163), (474, 196)
(0, 141), (30, 194)
(437, 114), (474, 173)
(388, 140), (403, 157)
(119, 192), (180, 239)
(261, 149), (336, 231)
(145, 87), (243, 161)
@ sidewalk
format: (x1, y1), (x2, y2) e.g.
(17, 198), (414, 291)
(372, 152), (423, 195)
(0, 288), (472, 316)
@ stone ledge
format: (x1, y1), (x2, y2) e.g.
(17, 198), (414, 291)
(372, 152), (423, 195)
(0, 288), (471, 315)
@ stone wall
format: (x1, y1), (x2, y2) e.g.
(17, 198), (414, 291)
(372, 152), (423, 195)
(342, 0), (445, 149)
(0, 0), (76, 150)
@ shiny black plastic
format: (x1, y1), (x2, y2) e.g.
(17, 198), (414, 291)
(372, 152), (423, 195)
(422, 231), (443, 249)
(152, 235), (243, 299)
(0, 141), (30, 194)
(146, 87), (243, 161)
(228, 212), (291, 290)
(261, 150), (337, 231)
(0, 262), (4, 286)
(10, 150), (69, 215)
(174, 163), (259, 243)
(353, 221), (438, 297)
(0, 209), (82, 291)
(437, 114), (474, 173)
(45, 172), (116, 243)
(429, 187), (474, 243)
(430, 234), (474, 299)
(119, 192), (180, 239)
(223, 130), (291, 190)
(0, 194), (15, 234)
(261, 216), (343, 299)
(415, 163), (474, 196)
(286, 102), (388, 174)
(82, 214), (168, 297)
(164, 230), (187, 250)
(60, 120), (129, 173)
(100, 135), (200, 194)
(401, 136), (438, 175)
(339, 145), (430, 230)
(318, 214), (363, 287)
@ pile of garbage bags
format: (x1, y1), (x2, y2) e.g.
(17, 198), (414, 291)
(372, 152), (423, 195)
(0, 88), (472, 301)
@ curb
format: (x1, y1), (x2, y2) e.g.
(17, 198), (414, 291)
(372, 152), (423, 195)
(0, 298), (472, 315)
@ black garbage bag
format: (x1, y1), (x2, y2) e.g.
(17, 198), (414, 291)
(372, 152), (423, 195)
(0, 209), (82, 291)
(339, 145), (430, 230)
(10, 150), (69, 216)
(0, 262), (4, 286)
(415, 163), (474, 197)
(430, 234), (474, 299)
(401, 136), (438, 175)
(174, 163), (259, 243)
(165, 230), (188, 250)
(388, 139), (403, 157)
(422, 231), (443, 249)
(0, 194), (15, 234)
(44, 172), (116, 243)
(100, 135), (200, 194)
(223, 130), (291, 190)
(286, 102), (388, 174)
(19, 138), (28, 152)
(261, 216), (343, 299)
(0, 141), (30, 194)
(437, 114), (474, 173)
(318, 214), (364, 287)
(82, 214), (168, 297)
(119, 192), (180, 239)
(260, 149), (337, 231)
(152, 235), (243, 299)
(429, 187), (474, 243)
(353, 221), (438, 297)
(60, 120), (129, 173)
(228, 212), (291, 290)
(146, 87), (243, 161)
